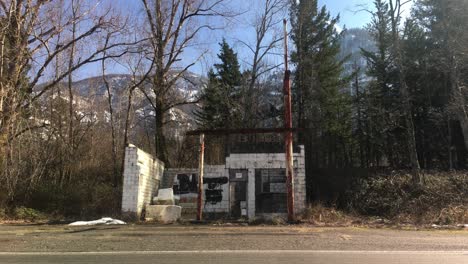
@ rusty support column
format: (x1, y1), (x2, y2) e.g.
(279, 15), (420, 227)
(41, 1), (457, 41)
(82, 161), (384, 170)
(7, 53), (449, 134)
(283, 19), (295, 222)
(197, 133), (205, 221)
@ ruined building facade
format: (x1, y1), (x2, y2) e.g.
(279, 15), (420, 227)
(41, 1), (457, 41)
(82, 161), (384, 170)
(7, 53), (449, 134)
(121, 144), (306, 220)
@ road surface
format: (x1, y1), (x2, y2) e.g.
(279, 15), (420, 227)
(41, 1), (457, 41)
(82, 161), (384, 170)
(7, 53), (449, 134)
(0, 250), (467, 264)
(0, 224), (466, 263)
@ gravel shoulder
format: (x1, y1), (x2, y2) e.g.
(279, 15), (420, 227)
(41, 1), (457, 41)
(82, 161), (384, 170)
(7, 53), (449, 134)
(0, 224), (466, 252)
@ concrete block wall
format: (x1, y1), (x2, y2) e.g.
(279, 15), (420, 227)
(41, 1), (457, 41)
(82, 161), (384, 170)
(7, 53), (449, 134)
(293, 146), (307, 214)
(159, 146), (307, 219)
(247, 169), (256, 219)
(163, 167), (229, 214)
(122, 145), (164, 219)
(225, 145), (307, 217)
(203, 165), (229, 213)
(163, 168), (198, 189)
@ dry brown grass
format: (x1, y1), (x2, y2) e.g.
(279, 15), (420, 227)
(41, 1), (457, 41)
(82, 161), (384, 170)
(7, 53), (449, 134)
(301, 204), (358, 226)
(344, 170), (468, 226)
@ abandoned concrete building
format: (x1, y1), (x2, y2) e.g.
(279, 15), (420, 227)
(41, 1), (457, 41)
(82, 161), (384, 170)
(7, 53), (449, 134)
(121, 136), (307, 221)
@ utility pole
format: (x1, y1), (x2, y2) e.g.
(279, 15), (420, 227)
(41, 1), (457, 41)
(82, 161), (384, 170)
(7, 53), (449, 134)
(197, 133), (205, 221)
(283, 19), (295, 222)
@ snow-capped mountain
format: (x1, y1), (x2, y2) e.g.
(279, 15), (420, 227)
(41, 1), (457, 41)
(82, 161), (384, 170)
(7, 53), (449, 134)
(40, 71), (205, 142)
(339, 28), (376, 95)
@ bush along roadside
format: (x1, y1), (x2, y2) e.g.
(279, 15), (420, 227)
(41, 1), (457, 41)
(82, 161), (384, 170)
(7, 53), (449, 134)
(0, 207), (47, 223)
(343, 170), (468, 226)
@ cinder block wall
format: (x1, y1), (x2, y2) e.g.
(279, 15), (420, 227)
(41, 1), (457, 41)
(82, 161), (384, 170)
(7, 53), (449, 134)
(121, 145), (164, 219)
(163, 168), (198, 189)
(203, 165), (229, 213)
(294, 146), (307, 214)
(225, 145), (307, 218)
(151, 146), (307, 220)
(165, 167), (229, 214)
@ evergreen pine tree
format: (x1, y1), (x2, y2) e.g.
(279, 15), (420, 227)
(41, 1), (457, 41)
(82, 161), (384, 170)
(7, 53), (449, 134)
(194, 70), (223, 129)
(214, 39), (242, 90)
(361, 0), (402, 166)
(412, 0), (468, 168)
(195, 39), (242, 129)
(290, 0), (352, 168)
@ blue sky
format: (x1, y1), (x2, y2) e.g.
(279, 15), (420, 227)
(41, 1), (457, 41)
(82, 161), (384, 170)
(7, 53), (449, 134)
(321, 0), (372, 28)
(80, 0), (412, 78)
(112, 0), (379, 30)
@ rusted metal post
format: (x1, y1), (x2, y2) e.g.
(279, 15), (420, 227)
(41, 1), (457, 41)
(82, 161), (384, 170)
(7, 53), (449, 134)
(283, 19), (295, 222)
(197, 133), (205, 221)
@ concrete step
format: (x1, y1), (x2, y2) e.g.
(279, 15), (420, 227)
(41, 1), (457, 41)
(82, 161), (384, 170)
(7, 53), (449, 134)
(182, 208), (198, 215)
(180, 214), (197, 220)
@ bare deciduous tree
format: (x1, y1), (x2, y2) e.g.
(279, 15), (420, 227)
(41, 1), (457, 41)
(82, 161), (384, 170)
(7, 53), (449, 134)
(140, 0), (234, 165)
(238, 0), (287, 126)
(0, 0), (132, 199)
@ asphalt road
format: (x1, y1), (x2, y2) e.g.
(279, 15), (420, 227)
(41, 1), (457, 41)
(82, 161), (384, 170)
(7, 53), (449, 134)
(0, 224), (467, 263)
(0, 250), (467, 264)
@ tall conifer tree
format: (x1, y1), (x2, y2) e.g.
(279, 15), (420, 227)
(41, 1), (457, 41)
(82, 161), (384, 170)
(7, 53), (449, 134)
(195, 39), (242, 129)
(290, 0), (352, 168)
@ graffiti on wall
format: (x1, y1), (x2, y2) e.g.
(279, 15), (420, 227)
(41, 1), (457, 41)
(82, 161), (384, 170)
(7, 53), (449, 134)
(205, 177), (228, 205)
(173, 173), (228, 205)
(173, 174), (198, 194)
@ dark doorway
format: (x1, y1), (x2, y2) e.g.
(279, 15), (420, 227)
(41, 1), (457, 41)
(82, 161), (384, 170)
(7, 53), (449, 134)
(229, 169), (248, 218)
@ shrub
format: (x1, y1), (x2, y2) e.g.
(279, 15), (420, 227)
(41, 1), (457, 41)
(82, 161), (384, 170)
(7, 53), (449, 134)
(26, 181), (121, 219)
(13, 207), (45, 221)
(345, 170), (468, 224)
(303, 203), (353, 225)
(86, 183), (121, 217)
(0, 208), (6, 220)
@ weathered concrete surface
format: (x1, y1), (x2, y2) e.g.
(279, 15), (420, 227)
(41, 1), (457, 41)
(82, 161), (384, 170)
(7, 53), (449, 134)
(0, 225), (466, 252)
(153, 189), (180, 206)
(145, 205), (181, 223)
(122, 145), (164, 219)
(168, 146), (307, 219)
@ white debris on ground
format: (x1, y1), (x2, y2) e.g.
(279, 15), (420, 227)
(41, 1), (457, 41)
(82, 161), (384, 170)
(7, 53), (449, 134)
(68, 217), (126, 226)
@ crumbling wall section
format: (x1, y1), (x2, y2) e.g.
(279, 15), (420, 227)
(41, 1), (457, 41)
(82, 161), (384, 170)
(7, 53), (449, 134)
(121, 145), (164, 219)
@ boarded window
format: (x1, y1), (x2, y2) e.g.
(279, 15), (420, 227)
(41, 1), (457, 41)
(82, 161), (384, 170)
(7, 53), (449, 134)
(258, 169), (286, 193)
(255, 169), (287, 214)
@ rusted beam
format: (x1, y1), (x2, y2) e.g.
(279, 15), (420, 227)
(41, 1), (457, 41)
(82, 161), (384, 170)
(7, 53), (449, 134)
(283, 19), (295, 222)
(186, 127), (301, 136)
(197, 134), (205, 221)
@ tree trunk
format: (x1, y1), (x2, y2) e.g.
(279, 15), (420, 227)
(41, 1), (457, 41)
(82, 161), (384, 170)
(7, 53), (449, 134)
(122, 87), (135, 174)
(389, 0), (422, 185)
(155, 100), (169, 166)
(447, 117), (454, 170)
(103, 65), (119, 187)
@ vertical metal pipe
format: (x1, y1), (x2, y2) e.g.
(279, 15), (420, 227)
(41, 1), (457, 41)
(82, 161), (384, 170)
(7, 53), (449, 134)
(283, 19), (295, 222)
(197, 133), (205, 221)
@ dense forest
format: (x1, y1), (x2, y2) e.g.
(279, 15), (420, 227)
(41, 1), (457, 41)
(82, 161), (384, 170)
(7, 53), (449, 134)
(0, 0), (467, 220)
